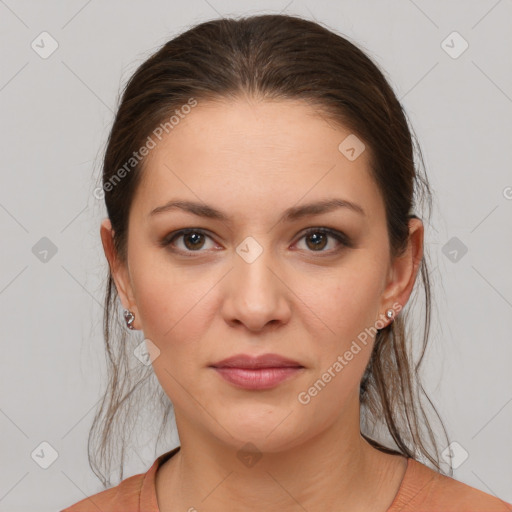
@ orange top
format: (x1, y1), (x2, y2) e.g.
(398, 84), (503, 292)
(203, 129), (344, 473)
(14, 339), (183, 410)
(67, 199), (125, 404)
(61, 446), (512, 511)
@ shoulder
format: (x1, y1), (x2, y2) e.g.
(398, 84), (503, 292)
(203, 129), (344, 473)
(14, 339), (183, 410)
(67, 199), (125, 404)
(390, 458), (512, 512)
(59, 447), (180, 512)
(59, 472), (146, 512)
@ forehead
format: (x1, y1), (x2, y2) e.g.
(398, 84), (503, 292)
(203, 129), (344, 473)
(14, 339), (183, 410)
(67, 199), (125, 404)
(132, 98), (383, 224)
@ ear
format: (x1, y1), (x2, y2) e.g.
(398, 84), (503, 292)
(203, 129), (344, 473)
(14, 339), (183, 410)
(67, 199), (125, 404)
(100, 217), (139, 328)
(380, 217), (424, 319)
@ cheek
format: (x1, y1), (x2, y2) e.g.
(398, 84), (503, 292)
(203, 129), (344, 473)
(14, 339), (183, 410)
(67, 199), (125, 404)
(128, 235), (197, 326)
(130, 262), (219, 410)
(129, 250), (220, 364)
(297, 257), (385, 385)
(135, 274), (211, 344)
(292, 268), (384, 416)
(313, 259), (385, 342)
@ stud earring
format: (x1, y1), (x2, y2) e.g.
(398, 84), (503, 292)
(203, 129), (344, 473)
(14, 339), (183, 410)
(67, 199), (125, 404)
(123, 309), (135, 330)
(386, 308), (395, 323)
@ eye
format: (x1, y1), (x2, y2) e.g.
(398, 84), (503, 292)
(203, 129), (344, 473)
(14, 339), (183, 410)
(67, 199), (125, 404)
(161, 229), (218, 254)
(294, 227), (350, 253)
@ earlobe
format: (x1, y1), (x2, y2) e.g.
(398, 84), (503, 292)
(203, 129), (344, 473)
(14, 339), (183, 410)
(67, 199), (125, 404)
(381, 218), (424, 314)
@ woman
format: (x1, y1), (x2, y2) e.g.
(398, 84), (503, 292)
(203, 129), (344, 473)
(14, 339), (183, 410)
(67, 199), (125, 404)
(61, 14), (511, 512)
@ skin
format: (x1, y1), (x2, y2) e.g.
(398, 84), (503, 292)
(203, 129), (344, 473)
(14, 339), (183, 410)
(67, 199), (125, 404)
(100, 97), (423, 511)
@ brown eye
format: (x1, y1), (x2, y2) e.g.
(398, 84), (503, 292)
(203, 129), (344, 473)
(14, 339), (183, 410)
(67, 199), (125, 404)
(305, 231), (328, 251)
(182, 231), (206, 250)
(162, 229), (217, 254)
(295, 228), (350, 254)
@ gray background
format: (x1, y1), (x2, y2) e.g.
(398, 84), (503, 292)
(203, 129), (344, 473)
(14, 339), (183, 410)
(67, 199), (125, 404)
(1, 0), (511, 510)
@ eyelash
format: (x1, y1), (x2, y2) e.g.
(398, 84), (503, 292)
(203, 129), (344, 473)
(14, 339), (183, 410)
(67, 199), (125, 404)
(160, 227), (352, 257)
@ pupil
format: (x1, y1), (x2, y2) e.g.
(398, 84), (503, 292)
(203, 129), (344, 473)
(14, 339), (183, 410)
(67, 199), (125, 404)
(307, 232), (327, 250)
(185, 233), (204, 250)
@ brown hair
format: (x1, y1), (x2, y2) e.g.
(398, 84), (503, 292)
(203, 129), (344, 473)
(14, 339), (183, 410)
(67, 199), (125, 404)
(89, 13), (450, 487)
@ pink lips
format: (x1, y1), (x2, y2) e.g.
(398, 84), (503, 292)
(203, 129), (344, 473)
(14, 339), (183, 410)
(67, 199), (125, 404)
(210, 353), (304, 390)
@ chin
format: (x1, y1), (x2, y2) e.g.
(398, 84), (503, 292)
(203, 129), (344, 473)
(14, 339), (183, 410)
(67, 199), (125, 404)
(212, 410), (312, 454)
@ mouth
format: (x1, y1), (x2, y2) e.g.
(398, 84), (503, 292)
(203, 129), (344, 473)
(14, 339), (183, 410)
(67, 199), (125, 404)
(209, 353), (305, 390)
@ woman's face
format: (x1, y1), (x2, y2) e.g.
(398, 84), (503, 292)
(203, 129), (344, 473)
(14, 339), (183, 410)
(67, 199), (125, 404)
(103, 97), (421, 453)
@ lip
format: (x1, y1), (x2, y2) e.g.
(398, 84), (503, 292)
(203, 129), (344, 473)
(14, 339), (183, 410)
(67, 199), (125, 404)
(209, 353), (305, 390)
(210, 353), (303, 369)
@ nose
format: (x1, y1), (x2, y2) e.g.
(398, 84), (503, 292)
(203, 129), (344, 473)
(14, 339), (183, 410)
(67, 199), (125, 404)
(220, 243), (292, 333)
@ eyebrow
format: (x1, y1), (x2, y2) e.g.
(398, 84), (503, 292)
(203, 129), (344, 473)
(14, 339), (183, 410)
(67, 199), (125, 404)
(149, 198), (365, 223)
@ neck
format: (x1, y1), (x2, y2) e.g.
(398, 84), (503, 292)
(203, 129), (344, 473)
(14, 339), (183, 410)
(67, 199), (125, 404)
(156, 400), (406, 511)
